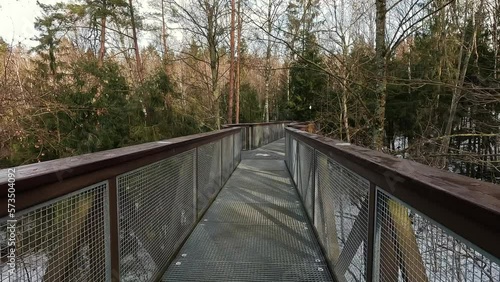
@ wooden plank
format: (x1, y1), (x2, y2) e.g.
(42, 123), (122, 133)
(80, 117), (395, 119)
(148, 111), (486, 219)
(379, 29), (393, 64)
(0, 128), (239, 194)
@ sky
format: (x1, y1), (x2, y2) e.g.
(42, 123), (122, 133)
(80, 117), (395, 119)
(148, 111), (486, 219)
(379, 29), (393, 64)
(0, 0), (61, 47)
(0, 0), (183, 50)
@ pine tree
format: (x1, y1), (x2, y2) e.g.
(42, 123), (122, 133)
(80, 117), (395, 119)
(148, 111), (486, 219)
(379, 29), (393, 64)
(287, 0), (326, 121)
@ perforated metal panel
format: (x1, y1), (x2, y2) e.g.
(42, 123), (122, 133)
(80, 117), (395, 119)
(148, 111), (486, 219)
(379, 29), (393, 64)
(117, 150), (195, 282)
(171, 223), (324, 264)
(242, 138), (286, 160)
(374, 189), (500, 282)
(197, 141), (222, 217)
(0, 182), (109, 282)
(203, 203), (307, 225)
(314, 151), (370, 282)
(164, 260), (331, 282)
(221, 135), (234, 184)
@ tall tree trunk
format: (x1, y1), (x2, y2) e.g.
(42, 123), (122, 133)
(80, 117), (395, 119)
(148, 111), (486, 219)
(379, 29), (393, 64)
(286, 65), (290, 102)
(228, 0), (236, 124)
(440, 0), (479, 167)
(207, 2), (220, 129)
(128, 0), (143, 82)
(98, 1), (106, 67)
(432, 0), (446, 133)
(374, 0), (387, 150)
(161, 0), (168, 62)
(214, 87), (221, 129)
(264, 0), (272, 122)
(235, 0), (242, 124)
(341, 44), (350, 142)
(494, 0), (499, 80)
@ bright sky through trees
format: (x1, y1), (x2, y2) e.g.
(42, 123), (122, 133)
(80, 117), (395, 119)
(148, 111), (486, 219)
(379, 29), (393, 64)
(0, 0), (61, 46)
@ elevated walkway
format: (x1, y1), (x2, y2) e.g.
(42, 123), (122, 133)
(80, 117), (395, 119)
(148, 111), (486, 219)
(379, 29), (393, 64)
(1, 123), (498, 282)
(162, 139), (333, 281)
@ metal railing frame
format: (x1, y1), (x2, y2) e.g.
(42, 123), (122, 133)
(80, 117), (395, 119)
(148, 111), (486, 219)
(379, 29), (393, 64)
(223, 121), (289, 150)
(0, 128), (243, 282)
(285, 126), (500, 282)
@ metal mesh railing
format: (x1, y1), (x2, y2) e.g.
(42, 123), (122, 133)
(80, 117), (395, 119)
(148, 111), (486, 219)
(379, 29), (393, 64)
(297, 142), (315, 221)
(197, 141), (222, 217)
(0, 182), (109, 282)
(222, 135), (234, 184)
(289, 133), (369, 280)
(117, 149), (196, 282)
(251, 124), (286, 149)
(374, 190), (500, 282)
(0, 129), (244, 282)
(234, 130), (242, 167)
(114, 131), (242, 281)
(286, 127), (500, 282)
(241, 127), (248, 150)
(314, 151), (370, 282)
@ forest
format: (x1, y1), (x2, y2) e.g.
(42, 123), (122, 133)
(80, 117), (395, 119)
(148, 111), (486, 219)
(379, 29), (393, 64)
(0, 0), (499, 182)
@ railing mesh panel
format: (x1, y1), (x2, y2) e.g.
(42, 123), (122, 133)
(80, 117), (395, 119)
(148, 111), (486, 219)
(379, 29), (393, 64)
(234, 132), (242, 168)
(291, 138), (298, 185)
(222, 135), (234, 184)
(251, 124), (285, 149)
(285, 133), (290, 167)
(0, 182), (109, 282)
(297, 142), (315, 220)
(252, 126), (263, 149)
(197, 141), (222, 217)
(117, 149), (195, 282)
(314, 151), (370, 282)
(241, 127), (248, 151)
(374, 189), (500, 282)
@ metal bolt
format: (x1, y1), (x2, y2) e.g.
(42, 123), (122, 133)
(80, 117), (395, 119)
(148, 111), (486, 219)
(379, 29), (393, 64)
(318, 267), (324, 271)
(181, 254), (187, 257)
(175, 262), (182, 266)
(315, 259), (321, 262)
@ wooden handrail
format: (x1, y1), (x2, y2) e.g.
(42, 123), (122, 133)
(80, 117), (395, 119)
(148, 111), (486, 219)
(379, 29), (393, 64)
(286, 126), (500, 260)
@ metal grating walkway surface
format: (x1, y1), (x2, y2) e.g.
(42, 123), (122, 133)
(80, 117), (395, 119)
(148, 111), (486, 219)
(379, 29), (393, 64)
(162, 139), (334, 282)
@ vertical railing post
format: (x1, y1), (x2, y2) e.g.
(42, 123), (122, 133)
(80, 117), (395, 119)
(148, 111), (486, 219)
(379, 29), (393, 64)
(294, 138), (299, 185)
(220, 139), (223, 187)
(248, 125), (252, 149)
(108, 177), (120, 282)
(233, 132), (236, 171)
(194, 147), (198, 220)
(311, 149), (316, 225)
(366, 183), (377, 282)
(285, 133), (290, 167)
(250, 125), (256, 150)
